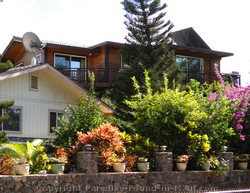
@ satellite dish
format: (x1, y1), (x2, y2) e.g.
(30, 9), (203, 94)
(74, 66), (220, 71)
(22, 32), (42, 53)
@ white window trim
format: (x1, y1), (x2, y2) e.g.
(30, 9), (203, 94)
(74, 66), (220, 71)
(1, 106), (22, 134)
(48, 110), (64, 135)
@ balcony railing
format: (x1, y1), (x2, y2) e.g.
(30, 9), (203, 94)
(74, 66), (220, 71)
(57, 68), (241, 89)
(56, 68), (120, 89)
(183, 71), (241, 85)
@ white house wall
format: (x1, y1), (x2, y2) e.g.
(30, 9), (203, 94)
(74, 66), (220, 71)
(0, 69), (81, 139)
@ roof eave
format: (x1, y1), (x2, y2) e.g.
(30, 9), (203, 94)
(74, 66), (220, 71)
(171, 45), (233, 57)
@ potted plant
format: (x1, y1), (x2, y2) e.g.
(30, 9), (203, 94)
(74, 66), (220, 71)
(0, 139), (43, 175)
(47, 147), (67, 174)
(137, 157), (150, 172)
(175, 154), (190, 171)
(107, 153), (126, 172)
(214, 158), (230, 176)
(197, 155), (219, 171)
(234, 154), (249, 170)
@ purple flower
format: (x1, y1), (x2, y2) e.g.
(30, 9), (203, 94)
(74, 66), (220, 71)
(209, 93), (217, 101)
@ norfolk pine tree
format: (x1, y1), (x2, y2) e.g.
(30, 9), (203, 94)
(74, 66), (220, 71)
(107, 0), (184, 116)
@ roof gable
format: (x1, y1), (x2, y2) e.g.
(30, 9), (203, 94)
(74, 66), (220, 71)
(172, 27), (211, 49)
(0, 64), (114, 114)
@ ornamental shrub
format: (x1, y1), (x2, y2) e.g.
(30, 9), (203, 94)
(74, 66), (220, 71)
(125, 70), (207, 154)
(74, 122), (127, 171)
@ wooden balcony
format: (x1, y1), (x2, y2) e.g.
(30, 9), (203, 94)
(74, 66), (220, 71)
(57, 68), (241, 90)
(56, 68), (120, 90)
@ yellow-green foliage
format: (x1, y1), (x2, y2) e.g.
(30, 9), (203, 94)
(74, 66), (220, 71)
(125, 71), (207, 153)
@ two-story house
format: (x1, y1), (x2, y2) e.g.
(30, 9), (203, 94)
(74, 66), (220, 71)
(0, 27), (237, 141)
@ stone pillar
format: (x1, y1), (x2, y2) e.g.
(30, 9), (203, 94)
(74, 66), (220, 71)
(217, 152), (234, 171)
(155, 152), (173, 172)
(76, 144), (98, 173)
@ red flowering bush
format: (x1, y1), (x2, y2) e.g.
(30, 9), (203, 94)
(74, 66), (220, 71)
(75, 122), (126, 170)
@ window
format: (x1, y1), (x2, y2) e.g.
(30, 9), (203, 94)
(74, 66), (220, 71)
(54, 54), (86, 69)
(31, 54), (42, 65)
(49, 111), (63, 133)
(176, 55), (204, 83)
(0, 107), (21, 132)
(54, 54), (86, 80)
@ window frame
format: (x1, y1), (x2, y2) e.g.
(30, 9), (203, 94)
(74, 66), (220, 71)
(176, 55), (204, 83)
(54, 53), (87, 69)
(48, 110), (64, 134)
(0, 106), (22, 133)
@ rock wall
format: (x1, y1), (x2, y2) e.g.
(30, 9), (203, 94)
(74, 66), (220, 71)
(0, 170), (249, 193)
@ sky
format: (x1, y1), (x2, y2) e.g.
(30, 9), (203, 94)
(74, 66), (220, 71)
(0, 0), (250, 86)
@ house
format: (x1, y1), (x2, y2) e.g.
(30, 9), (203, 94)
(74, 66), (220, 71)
(0, 63), (114, 141)
(171, 27), (240, 85)
(0, 27), (238, 140)
(0, 27), (239, 92)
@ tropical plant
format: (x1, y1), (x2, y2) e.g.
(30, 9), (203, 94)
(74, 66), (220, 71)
(187, 77), (237, 151)
(125, 70), (207, 153)
(234, 154), (249, 162)
(0, 156), (14, 175)
(51, 71), (109, 147)
(196, 155), (219, 169)
(48, 147), (68, 164)
(73, 122), (126, 171)
(30, 145), (48, 174)
(0, 139), (43, 164)
(214, 158), (230, 176)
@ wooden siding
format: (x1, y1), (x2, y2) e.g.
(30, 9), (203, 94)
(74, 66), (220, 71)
(0, 70), (80, 139)
(92, 47), (105, 68)
(45, 47), (90, 67)
(108, 47), (121, 68)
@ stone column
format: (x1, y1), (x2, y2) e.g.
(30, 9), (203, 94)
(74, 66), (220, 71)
(155, 151), (173, 172)
(217, 152), (234, 171)
(76, 144), (98, 173)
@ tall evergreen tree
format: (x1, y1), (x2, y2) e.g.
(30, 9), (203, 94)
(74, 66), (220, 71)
(106, 0), (184, 116)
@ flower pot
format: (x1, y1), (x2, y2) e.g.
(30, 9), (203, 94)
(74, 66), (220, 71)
(237, 162), (248, 170)
(137, 162), (150, 172)
(113, 163), (126, 172)
(176, 162), (187, 171)
(201, 163), (210, 171)
(51, 163), (65, 174)
(15, 163), (30, 175)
